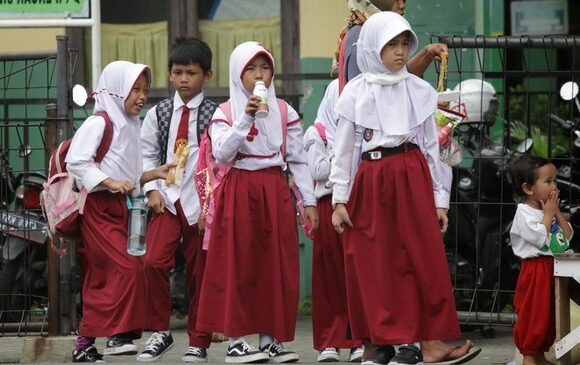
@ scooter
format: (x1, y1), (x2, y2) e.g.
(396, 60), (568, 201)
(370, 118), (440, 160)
(0, 147), (48, 323)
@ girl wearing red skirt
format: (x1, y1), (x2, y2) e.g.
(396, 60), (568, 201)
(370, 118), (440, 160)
(196, 41), (319, 364)
(330, 12), (461, 365)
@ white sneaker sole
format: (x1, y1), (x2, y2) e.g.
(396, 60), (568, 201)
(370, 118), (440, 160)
(317, 353), (340, 362)
(104, 343), (138, 356)
(181, 354), (208, 363)
(225, 352), (270, 364)
(136, 342), (174, 362)
(269, 353), (300, 363)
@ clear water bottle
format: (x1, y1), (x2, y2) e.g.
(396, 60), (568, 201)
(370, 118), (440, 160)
(126, 195), (147, 256)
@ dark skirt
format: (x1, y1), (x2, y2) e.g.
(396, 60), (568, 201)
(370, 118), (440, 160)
(343, 148), (460, 344)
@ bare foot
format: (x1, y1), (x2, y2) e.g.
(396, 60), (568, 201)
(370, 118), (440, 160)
(422, 339), (475, 363)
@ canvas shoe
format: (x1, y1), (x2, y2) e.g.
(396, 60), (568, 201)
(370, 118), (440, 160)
(362, 345), (396, 365)
(72, 345), (105, 363)
(225, 339), (269, 363)
(136, 332), (174, 362)
(388, 344), (423, 365)
(182, 346), (208, 363)
(317, 347), (340, 362)
(349, 346), (365, 362)
(104, 336), (138, 355)
(260, 340), (299, 363)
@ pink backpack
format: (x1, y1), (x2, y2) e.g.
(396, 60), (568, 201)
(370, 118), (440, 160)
(194, 99), (310, 248)
(41, 112), (113, 248)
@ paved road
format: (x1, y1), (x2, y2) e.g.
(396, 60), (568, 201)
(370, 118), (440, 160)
(0, 316), (517, 364)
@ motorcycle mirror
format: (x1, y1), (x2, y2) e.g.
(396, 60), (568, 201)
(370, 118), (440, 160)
(18, 144), (32, 157)
(72, 84), (88, 107)
(515, 138), (533, 154)
(560, 81), (579, 101)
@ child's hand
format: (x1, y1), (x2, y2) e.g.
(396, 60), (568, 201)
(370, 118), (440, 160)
(244, 95), (261, 117)
(146, 190), (165, 214)
(157, 163), (177, 180)
(304, 206), (319, 231)
(197, 215), (206, 233)
(541, 189), (559, 217)
(101, 178), (135, 194)
(332, 204), (353, 234)
(425, 43), (448, 61)
(436, 208), (448, 234)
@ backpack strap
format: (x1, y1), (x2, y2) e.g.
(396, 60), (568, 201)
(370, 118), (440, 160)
(219, 99), (289, 156)
(93, 111), (114, 163)
(197, 98), (218, 144)
(313, 122), (327, 146)
(156, 97), (174, 165)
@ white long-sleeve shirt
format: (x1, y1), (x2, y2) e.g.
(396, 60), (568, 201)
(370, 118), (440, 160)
(209, 103), (316, 206)
(140, 92), (205, 225)
(303, 126), (332, 199)
(66, 115), (142, 193)
(329, 114), (447, 209)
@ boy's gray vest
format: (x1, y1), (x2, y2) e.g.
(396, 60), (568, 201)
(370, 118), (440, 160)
(156, 97), (217, 165)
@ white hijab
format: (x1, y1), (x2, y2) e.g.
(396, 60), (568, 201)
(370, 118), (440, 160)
(315, 79), (340, 145)
(93, 60), (151, 129)
(335, 12), (437, 135)
(228, 41), (282, 154)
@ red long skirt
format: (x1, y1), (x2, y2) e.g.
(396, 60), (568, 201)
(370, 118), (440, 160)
(78, 191), (147, 337)
(197, 167), (299, 341)
(312, 195), (361, 350)
(513, 256), (555, 355)
(343, 148), (460, 344)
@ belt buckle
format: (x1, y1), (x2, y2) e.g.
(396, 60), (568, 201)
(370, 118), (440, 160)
(368, 151), (382, 160)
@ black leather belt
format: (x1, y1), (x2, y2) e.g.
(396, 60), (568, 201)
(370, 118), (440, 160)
(361, 143), (418, 161)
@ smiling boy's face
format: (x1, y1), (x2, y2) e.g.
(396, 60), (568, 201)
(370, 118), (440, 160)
(124, 72), (149, 116)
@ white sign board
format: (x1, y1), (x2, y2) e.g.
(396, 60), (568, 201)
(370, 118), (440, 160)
(511, 0), (568, 36)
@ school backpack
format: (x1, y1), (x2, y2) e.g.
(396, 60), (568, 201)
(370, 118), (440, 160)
(155, 97), (217, 164)
(194, 99), (311, 248)
(313, 121), (327, 146)
(40, 112), (114, 245)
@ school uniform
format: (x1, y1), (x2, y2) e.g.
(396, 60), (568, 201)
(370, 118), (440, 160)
(510, 204), (572, 355)
(140, 91), (211, 347)
(65, 61), (150, 338)
(329, 13), (460, 345)
(196, 42), (316, 343)
(303, 80), (361, 351)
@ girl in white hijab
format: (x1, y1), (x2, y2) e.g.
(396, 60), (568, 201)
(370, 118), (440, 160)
(66, 61), (171, 361)
(329, 12), (461, 365)
(196, 41), (318, 364)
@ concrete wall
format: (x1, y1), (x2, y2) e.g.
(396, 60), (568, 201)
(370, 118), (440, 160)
(0, 28), (64, 53)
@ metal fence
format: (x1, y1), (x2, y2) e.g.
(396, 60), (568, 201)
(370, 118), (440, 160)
(433, 35), (580, 331)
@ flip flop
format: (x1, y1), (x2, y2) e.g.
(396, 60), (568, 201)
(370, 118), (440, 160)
(427, 346), (482, 365)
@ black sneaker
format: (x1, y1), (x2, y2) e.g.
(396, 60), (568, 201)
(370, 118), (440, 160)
(72, 345), (105, 363)
(226, 340), (269, 363)
(388, 345), (423, 365)
(362, 345), (395, 365)
(136, 332), (174, 362)
(260, 340), (299, 363)
(181, 346), (208, 363)
(104, 336), (138, 356)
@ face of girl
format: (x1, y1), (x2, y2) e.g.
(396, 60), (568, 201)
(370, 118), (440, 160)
(241, 54), (273, 94)
(390, 0), (406, 15)
(380, 31), (410, 72)
(524, 163), (558, 208)
(124, 73), (150, 116)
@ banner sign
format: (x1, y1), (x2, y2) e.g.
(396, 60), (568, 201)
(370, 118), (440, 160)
(0, 0), (90, 19)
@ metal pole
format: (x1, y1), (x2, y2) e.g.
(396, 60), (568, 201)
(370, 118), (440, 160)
(56, 35), (72, 336)
(44, 103), (59, 336)
(91, 0), (101, 89)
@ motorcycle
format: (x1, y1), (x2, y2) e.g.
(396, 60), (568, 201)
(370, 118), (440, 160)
(0, 146), (48, 323)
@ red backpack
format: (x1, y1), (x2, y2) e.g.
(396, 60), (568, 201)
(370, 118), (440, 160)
(194, 99), (311, 248)
(41, 112), (114, 249)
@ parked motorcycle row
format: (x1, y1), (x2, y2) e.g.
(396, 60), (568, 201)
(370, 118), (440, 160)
(0, 146), (49, 323)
